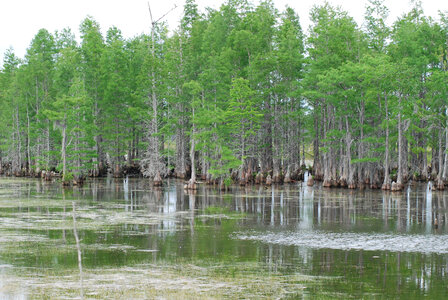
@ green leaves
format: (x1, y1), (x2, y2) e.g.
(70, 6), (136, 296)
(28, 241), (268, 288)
(226, 77), (261, 138)
(2, 0), (447, 185)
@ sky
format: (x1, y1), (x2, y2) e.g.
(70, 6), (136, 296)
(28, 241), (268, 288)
(1, 0), (448, 63)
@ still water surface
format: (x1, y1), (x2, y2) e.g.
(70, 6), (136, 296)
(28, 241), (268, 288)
(0, 177), (447, 298)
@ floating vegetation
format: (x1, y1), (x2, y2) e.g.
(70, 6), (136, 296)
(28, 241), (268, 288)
(236, 230), (448, 254)
(0, 208), (185, 231)
(0, 230), (49, 244)
(1, 261), (316, 299)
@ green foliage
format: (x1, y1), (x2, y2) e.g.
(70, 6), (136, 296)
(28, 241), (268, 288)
(209, 145), (242, 179)
(63, 171), (74, 182)
(351, 157), (380, 164)
(0, 0), (446, 185)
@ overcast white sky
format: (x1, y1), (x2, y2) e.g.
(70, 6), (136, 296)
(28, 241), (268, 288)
(1, 0), (448, 63)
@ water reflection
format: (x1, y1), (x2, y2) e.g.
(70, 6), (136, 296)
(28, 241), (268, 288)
(299, 186), (313, 230)
(162, 187), (177, 232)
(1, 177), (448, 298)
(3, 177), (448, 233)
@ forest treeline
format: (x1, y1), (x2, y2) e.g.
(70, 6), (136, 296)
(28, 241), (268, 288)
(1, 0), (448, 190)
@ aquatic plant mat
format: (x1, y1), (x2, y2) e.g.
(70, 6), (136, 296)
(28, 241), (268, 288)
(1, 261), (323, 299)
(236, 230), (448, 254)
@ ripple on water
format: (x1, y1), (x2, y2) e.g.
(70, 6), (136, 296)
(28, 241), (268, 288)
(235, 231), (448, 254)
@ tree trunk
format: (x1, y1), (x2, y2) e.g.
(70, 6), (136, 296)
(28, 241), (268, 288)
(382, 93), (391, 190)
(14, 105), (22, 176)
(149, 21), (164, 185)
(175, 37), (188, 179)
(395, 95), (404, 191)
(323, 104), (332, 187)
(26, 106), (31, 174)
(74, 115), (83, 185)
(46, 121), (50, 170)
(187, 107), (197, 190)
(175, 120), (187, 178)
(260, 105), (273, 176)
(92, 100), (100, 177)
(442, 106), (448, 186)
(346, 115), (355, 189)
(437, 127), (445, 190)
(313, 99), (323, 180)
(272, 97), (282, 184)
(61, 119), (68, 184)
(422, 133), (428, 180)
(285, 98), (300, 183)
(357, 95), (365, 186)
(238, 120), (247, 185)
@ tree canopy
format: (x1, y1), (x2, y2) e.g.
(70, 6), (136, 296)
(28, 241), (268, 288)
(1, 0), (448, 191)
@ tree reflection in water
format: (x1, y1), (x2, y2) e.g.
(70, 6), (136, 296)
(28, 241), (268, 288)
(0, 178), (447, 298)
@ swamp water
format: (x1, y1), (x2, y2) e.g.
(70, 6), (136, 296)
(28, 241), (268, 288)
(0, 177), (447, 299)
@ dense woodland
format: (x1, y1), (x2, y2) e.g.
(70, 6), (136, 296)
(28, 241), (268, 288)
(1, 0), (448, 191)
